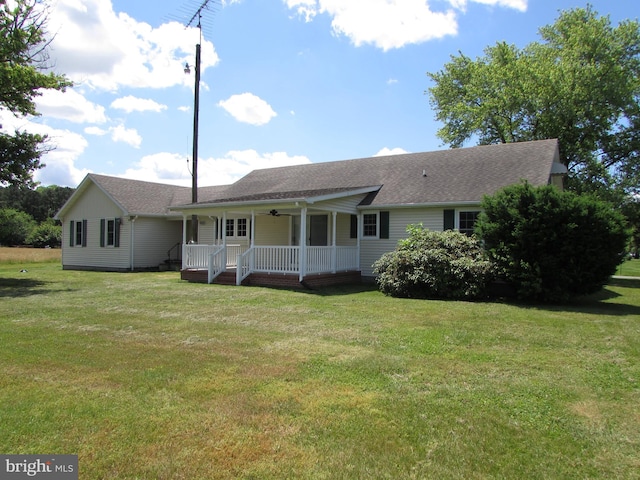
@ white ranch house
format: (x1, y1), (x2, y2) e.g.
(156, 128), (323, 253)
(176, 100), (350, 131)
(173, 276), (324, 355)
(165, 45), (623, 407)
(55, 139), (566, 288)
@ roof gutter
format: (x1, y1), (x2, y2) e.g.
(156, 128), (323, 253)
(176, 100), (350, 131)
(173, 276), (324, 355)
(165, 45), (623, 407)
(357, 200), (482, 210)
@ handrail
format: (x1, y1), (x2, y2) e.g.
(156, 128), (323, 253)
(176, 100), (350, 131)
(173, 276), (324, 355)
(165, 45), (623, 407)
(167, 241), (181, 264)
(207, 247), (226, 284)
(236, 247), (253, 285)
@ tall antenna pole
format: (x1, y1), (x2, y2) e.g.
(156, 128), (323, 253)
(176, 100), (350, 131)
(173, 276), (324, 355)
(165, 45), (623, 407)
(181, 0), (215, 243)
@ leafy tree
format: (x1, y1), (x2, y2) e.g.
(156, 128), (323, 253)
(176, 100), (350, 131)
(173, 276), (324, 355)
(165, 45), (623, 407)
(427, 6), (640, 198)
(621, 196), (640, 257)
(26, 217), (61, 247)
(0, 208), (36, 246)
(373, 225), (494, 300)
(476, 182), (630, 302)
(0, 184), (73, 222)
(0, 0), (72, 187)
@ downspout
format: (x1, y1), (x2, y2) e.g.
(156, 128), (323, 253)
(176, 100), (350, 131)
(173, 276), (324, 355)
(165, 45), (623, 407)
(129, 216), (138, 271)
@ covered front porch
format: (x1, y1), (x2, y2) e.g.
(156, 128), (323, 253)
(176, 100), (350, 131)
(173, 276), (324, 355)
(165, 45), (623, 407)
(176, 196), (369, 287)
(181, 243), (361, 287)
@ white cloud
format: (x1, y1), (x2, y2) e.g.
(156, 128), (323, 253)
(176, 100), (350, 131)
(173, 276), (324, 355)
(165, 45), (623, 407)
(387, 78), (398, 85)
(218, 93), (277, 126)
(110, 96), (168, 113)
(36, 89), (107, 123)
(84, 126), (108, 136)
(0, 109), (90, 187)
(111, 124), (142, 148)
(122, 150), (312, 186)
(285, 0), (527, 50)
(374, 147), (409, 157)
(48, 0), (219, 91)
(451, 0), (527, 12)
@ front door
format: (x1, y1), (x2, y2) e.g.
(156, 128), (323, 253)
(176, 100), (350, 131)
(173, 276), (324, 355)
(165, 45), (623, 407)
(309, 215), (328, 246)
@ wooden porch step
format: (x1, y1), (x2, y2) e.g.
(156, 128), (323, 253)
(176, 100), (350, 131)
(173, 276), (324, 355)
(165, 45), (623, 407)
(212, 271), (236, 285)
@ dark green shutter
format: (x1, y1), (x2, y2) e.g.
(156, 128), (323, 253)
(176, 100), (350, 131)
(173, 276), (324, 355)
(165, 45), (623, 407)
(82, 220), (88, 247)
(443, 209), (455, 231)
(100, 219), (105, 247)
(114, 218), (121, 247)
(350, 215), (357, 238)
(380, 211), (390, 239)
(69, 221), (75, 247)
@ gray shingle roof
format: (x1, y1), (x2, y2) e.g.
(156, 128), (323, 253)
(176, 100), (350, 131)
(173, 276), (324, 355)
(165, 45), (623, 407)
(198, 139), (560, 207)
(57, 139), (561, 218)
(59, 174), (229, 217)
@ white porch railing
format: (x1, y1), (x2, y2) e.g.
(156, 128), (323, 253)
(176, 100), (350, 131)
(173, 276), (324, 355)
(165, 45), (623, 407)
(183, 244), (222, 269)
(184, 244), (359, 284)
(208, 248), (227, 284)
(335, 246), (359, 271)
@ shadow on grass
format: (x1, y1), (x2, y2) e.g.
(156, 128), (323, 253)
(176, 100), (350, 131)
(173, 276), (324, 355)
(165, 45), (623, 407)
(0, 277), (59, 298)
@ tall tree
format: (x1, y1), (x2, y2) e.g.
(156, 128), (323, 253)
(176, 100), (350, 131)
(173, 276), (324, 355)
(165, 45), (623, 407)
(427, 6), (640, 199)
(0, 0), (71, 187)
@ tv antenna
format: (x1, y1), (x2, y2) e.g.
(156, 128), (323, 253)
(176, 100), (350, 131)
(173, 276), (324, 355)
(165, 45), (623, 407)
(172, 0), (219, 242)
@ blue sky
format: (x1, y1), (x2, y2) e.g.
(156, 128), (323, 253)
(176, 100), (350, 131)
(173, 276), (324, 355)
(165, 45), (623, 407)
(3, 0), (637, 187)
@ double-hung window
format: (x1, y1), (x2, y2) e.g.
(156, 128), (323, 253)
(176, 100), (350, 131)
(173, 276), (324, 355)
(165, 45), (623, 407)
(361, 211), (390, 239)
(459, 211), (480, 236)
(100, 218), (121, 247)
(69, 220), (87, 247)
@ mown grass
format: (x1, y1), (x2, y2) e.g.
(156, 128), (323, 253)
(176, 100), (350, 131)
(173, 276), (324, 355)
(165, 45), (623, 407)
(617, 258), (640, 277)
(1, 259), (639, 479)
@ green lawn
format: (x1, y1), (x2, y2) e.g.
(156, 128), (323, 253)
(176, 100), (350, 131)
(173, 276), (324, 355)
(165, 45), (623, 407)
(1, 261), (639, 479)
(617, 258), (640, 277)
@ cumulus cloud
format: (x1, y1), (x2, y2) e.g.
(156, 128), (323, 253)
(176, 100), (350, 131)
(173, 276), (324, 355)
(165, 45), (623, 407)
(48, 0), (219, 91)
(218, 93), (277, 126)
(36, 89), (107, 124)
(110, 96), (168, 113)
(110, 124), (142, 148)
(0, 109), (90, 187)
(84, 126), (108, 136)
(122, 150), (312, 186)
(284, 0), (527, 50)
(374, 147), (409, 157)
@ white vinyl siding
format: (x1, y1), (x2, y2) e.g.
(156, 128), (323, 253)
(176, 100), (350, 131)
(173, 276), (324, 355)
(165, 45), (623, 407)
(254, 215), (289, 245)
(61, 183), (129, 270)
(132, 218), (182, 268)
(60, 182), (184, 271)
(359, 207), (443, 277)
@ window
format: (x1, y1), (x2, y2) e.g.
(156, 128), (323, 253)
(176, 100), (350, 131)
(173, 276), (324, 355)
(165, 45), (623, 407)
(106, 219), (115, 246)
(226, 219), (235, 238)
(75, 221), (83, 245)
(361, 211), (390, 239)
(69, 220), (87, 247)
(237, 218), (247, 237)
(363, 213), (378, 237)
(100, 218), (121, 247)
(459, 211), (480, 236)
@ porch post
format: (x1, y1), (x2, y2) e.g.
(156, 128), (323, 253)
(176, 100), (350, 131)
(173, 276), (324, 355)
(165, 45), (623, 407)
(331, 211), (337, 273)
(250, 210), (255, 247)
(299, 207), (307, 282)
(357, 213), (362, 270)
(222, 211), (227, 247)
(182, 214), (188, 270)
